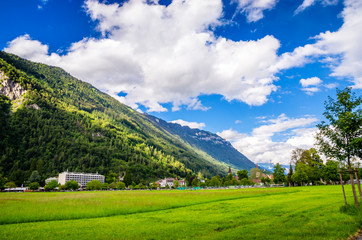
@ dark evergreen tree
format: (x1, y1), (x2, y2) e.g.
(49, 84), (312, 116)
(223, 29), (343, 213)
(123, 168), (132, 187)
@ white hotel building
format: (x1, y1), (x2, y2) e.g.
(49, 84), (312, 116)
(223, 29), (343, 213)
(58, 171), (105, 187)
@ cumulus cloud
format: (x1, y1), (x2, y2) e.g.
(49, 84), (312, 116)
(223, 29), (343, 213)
(4, 0), (281, 112)
(295, 0), (338, 14)
(273, 0), (362, 89)
(299, 77), (322, 95)
(300, 77), (322, 87)
(170, 119), (206, 129)
(315, 0), (362, 88)
(235, 0), (279, 22)
(218, 114), (318, 164)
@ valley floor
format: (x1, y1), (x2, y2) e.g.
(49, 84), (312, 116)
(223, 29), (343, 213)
(0, 185), (360, 240)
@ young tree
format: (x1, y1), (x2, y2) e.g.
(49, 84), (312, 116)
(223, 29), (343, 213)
(316, 88), (362, 206)
(273, 163), (286, 184)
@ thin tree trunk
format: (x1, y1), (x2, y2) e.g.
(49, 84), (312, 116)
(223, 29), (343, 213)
(349, 170), (359, 207)
(347, 156), (359, 207)
(355, 167), (362, 202)
(339, 171), (347, 207)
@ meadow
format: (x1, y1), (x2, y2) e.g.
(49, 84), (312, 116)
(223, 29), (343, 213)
(0, 185), (361, 240)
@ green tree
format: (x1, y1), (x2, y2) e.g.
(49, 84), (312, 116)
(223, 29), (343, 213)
(65, 180), (79, 190)
(173, 180), (179, 188)
(106, 171), (118, 184)
(28, 170), (41, 184)
(292, 163), (310, 186)
(191, 178), (200, 187)
(4, 181), (16, 188)
(226, 173), (233, 181)
(0, 95), (10, 150)
(117, 181), (126, 190)
(44, 180), (59, 191)
(287, 164), (294, 187)
(123, 168), (132, 187)
(316, 87), (362, 206)
(86, 180), (102, 190)
(28, 182), (40, 190)
(102, 183), (109, 190)
(237, 170), (248, 180)
(0, 174), (9, 190)
(323, 160), (339, 184)
(109, 182), (117, 189)
(261, 176), (271, 185)
(273, 163), (285, 184)
(209, 176), (220, 187)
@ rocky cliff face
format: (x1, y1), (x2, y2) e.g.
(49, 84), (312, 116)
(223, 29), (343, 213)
(0, 71), (27, 100)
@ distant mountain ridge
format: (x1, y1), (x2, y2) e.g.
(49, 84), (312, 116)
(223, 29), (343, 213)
(0, 51), (228, 185)
(258, 163), (290, 174)
(145, 114), (256, 171)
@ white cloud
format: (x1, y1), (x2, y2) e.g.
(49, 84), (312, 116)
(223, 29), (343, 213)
(4, 35), (49, 60)
(315, 0), (362, 88)
(271, 0), (362, 89)
(300, 77), (322, 87)
(218, 114), (318, 164)
(4, 0), (282, 112)
(299, 77), (322, 95)
(235, 0), (279, 22)
(269, 44), (326, 72)
(170, 119), (206, 129)
(295, 0), (338, 14)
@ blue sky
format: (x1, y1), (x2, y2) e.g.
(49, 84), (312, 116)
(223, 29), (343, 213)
(1, 0), (361, 164)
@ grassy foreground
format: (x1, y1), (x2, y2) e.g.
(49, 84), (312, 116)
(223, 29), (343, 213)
(0, 185), (360, 240)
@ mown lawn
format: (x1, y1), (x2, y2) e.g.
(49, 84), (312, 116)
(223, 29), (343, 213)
(0, 185), (360, 240)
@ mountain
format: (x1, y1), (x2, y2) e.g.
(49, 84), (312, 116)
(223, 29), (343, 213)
(145, 115), (256, 171)
(0, 51), (227, 185)
(258, 163), (291, 174)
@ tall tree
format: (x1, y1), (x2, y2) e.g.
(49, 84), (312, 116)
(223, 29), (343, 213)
(287, 164), (294, 187)
(123, 168), (132, 187)
(273, 163), (285, 184)
(316, 87), (362, 206)
(237, 169), (248, 180)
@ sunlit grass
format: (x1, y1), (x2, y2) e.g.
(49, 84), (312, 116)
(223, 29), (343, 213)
(0, 185), (360, 240)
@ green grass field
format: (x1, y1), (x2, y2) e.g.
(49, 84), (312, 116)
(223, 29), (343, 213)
(0, 185), (361, 240)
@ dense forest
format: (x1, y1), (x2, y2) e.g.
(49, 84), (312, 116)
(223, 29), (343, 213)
(146, 114), (255, 171)
(0, 51), (226, 185)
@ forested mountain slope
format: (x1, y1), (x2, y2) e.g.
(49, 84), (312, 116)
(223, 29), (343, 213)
(0, 51), (225, 185)
(146, 115), (255, 171)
